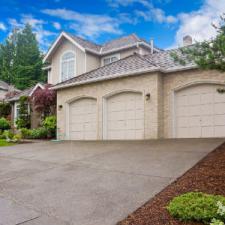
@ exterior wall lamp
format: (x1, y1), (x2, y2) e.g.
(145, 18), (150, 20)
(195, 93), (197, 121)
(58, 105), (63, 110)
(145, 93), (151, 101)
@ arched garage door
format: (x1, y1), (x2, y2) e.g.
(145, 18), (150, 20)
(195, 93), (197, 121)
(105, 92), (144, 139)
(175, 84), (225, 138)
(69, 98), (97, 140)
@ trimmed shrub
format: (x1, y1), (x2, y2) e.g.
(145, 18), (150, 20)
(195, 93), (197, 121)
(0, 117), (11, 131)
(20, 128), (32, 139)
(30, 127), (48, 139)
(167, 192), (225, 224)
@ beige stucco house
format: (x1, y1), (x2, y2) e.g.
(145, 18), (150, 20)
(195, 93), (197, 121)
(44, 32), (225, 140)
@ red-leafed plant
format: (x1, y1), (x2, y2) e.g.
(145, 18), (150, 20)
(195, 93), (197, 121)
(31, 84), (56, 118)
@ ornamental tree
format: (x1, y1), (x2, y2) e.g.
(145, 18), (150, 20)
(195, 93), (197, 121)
(32, 85), (56, 118)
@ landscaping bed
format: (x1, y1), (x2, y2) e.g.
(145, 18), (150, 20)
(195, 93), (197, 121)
(117, 142), (225, 225)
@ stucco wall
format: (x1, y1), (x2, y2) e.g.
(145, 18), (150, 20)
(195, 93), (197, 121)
(50, 38), (85, 85)
(86, 53), (100, 72)
(163, 69), (225, 138)
(57, 73), (161, 140)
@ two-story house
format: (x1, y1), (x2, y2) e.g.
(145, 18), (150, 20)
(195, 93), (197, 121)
(44, 32), (225, 140)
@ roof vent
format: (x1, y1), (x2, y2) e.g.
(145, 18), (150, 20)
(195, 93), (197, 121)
(150, 38), (154, 54)
(183, 35), (192, 46)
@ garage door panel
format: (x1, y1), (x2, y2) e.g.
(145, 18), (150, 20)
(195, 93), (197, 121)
(69, 98), (97, 140)
(215, 103), (225, 114)
(175, 84), (225, 138)
(202, 126), (214, 137)
(214, 92), (225, 103)
(214, 114), (225, 126)
(215, 126), (225, 137)
(188, 116), (201, 127)
(200, 104), (214, 115)
(189, 127), (201, 137)
(188, 94), (200, 105)
(106, 92), (144, 140)
(201, 93), (213, 104)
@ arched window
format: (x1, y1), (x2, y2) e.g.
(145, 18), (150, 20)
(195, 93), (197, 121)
(61, 51), (75, 81)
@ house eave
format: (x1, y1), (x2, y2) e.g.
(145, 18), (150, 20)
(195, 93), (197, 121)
(51, 65), (197, 91)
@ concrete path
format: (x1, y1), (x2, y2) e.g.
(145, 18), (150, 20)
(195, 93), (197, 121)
(0, 139), (224, 225)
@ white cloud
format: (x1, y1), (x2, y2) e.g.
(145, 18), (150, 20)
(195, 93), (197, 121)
(42, 9), (123, 39)
(0, 22), (6, 31)
(107, 0), (177, 24)
(8, 15), (56, 50)
(52, 22), (61, 30)
(172, 0), (225, 48)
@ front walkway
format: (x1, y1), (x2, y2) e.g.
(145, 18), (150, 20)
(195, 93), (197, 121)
(0, 139), (223, 225)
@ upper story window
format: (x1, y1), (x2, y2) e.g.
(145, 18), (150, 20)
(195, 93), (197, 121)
(102, 54), (120, 66)
(61, 51), (75, 81)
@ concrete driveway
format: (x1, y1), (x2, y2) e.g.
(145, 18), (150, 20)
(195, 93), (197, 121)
(0, 139), (224, 225)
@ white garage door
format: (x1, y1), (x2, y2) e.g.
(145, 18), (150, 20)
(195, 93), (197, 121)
(175, 84), (225, 138)
(105, 92), (144, 139)
(69, 98), (97, 140)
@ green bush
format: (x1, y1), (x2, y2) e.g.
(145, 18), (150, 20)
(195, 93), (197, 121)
(167, 192), (225, 224)
(43, 116), (56, 137)
(30, 127), (48, 139)
(0, 117), (11, 131)
(2, 130), (14, 139)
(20, 128), (32, 139)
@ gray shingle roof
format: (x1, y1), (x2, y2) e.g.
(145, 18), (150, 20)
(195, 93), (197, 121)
(67, 33), (102, 53)
(101, 34), (141, 53)
(53, 48), (196, 90)
(144, 48), (196, 71)
(53, 54), (159, 89)
(7, 87), (33, 101)
(66, 33), (159, 54)
(0, 80), (10, 91)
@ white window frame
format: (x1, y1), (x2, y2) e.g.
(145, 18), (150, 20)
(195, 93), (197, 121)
(59, 50), (76, 82)
(101, 53), (120, 66)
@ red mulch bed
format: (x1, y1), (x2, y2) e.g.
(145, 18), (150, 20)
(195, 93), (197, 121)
(117, 142), (225, 225)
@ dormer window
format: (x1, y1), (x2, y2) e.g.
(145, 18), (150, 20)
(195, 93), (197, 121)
(102, 54), (120, 66)
(61, 51), (75, 81)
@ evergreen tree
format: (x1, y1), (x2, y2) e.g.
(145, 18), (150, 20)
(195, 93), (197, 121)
(0, 24), (46, 90)
(0, 29), (18, 84)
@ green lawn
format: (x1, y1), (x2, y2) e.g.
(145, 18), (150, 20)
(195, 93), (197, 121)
(0, 139), (15, 147)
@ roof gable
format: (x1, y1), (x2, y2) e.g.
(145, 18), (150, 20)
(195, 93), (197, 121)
(44, 32), (160, 62)
(43, 32), (86, 62)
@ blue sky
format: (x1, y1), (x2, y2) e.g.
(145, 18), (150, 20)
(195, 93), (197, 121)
(0, 0), (224, 51)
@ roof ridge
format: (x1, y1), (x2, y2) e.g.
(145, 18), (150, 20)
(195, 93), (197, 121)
(135, 53), (160, 68)
(66, 32), (102, 48)
(102, 33), (140, 46)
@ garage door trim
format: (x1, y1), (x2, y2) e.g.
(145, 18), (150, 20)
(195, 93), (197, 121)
(102, 89), (144, 140)
(65, 95), (97, 140)
(172, 80), (225, 138)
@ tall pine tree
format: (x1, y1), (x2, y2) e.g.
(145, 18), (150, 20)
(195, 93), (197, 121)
(0, 24), (46, 90)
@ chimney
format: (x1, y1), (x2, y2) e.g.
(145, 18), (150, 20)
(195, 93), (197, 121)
(150, 38), (154, 54)
(183, 35), (192, 46)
